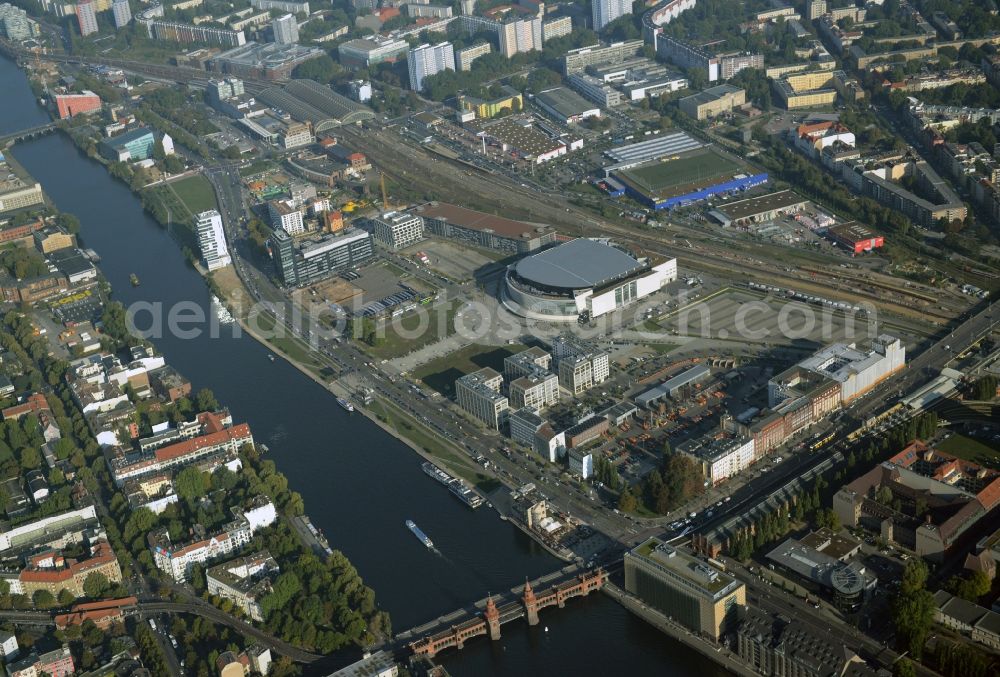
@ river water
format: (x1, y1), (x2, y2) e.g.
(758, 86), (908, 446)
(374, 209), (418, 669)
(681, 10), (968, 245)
(2, 54), (724, 676)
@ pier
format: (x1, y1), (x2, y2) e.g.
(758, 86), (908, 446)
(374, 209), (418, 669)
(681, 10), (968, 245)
(402, 568), (607, 658)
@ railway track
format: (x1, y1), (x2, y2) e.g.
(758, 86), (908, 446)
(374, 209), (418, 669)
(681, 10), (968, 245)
(340, 126), (960, 325)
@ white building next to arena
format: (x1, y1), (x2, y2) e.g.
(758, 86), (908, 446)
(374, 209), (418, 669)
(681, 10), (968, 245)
(502, 238), (677, 320)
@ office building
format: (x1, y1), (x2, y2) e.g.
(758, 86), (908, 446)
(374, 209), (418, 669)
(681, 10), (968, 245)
(98, 127), (156, 162)
(568, 448), (593, 479)
(370, 210), (424, 249)
(0, 3), (39, 41)
(504, 347), (551, 380)
(208, 77), (245, 103)
(279, 121), (313, 149)
(679, 84), (746, 120)
(271, 227), (373, 287)
(567, 73), (622, 107)
(772, 70), (838, 109)
(834, 440), (1000, 561)
(338, 36), (409, 67)
(456, 42), (491, 71)
(112, 0), (131, 29)
(625, 539), (745, 640)
(592, 0), (630, 31)
(563, 39), (644, 75)
(455, 367), (509, 430)
(509, 370), (560, 410)
(499, 17), (541, 58)
(268, 200), (305, 234)
(206, 551), (279, 622)
(551, 335), (610, 394)
(678, 433), (756, 486)
(766, 532), (875, 612)
(195, 210), (232, 271)
(407, 42), (455, 92)
(77, 0), (98, 37)
(272, 13), (298, 44)
(737, 606), (880, 676)
(509, 406), (546, 448)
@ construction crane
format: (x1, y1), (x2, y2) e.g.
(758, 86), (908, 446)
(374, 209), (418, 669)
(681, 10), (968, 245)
(379, 171), (389, 211)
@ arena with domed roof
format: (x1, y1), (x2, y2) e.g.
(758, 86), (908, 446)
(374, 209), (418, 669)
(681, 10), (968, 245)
(502, 238), (677, 320)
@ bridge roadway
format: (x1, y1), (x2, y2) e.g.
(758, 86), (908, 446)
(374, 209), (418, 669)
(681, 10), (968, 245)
(0, 599), (322, 664)
(0, 121), (58, 146)
(391, 562), (593, 645)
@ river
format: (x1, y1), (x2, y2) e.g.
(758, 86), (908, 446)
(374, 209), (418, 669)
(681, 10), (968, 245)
(1, 54), (725, 676)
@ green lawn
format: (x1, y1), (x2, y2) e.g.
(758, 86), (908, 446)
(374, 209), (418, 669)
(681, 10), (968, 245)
(254, 310), (323, 371)
(412, 343), (526, 397)
(170, 175), (218, 215)
(364, 299), (462, 359)
(937, 434), (1000, 467)
(240, 160), (277, 178)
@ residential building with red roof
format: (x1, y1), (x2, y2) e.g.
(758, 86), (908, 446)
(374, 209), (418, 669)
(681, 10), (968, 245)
(1, 392), (50, 421)
(15, 539), (122, 599)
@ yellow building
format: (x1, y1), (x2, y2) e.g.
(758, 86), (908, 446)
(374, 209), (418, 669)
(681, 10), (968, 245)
(460, 88), (524, 119)
(773, 71), (838, 109)
(625, 538), (745, 640)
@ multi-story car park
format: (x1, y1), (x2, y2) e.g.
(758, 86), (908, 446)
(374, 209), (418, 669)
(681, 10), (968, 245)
(411, 202), (557, 253)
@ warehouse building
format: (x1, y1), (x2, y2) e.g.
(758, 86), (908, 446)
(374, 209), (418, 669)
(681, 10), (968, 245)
(413, 202), (557, 253)
(603, 131), (703, 173)
(534, 87), (601, 124)
(825, 221), (883, 254)
(635, 364), (710, 407)
(707, 189), (808, 227)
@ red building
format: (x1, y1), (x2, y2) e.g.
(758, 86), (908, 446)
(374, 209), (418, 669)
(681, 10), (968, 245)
(826, 222), (884, 254)
(54, 91), (102, 120)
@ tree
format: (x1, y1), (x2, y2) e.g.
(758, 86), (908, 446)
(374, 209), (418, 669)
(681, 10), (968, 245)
(618, 487), (638, 512)
(195, 388), (219, 412)
(58, 589), (76, 607)
(175, 466), (210, 502)
(83, 572), (110, 599)
(949, 571), (991, 601)
(892, 559), (935, 659)
(33, 589), (56, 609)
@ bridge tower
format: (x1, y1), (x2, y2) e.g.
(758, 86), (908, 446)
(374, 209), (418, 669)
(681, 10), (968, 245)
(523, 579), (539, 626)
(484, 595), (501, 641)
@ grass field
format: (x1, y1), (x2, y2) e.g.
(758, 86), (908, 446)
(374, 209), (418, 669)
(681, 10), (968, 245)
(620, 149), (738, 197)
(937, 434), (1000, 467)
(413, 343), (526, 397)
(170, 175), (218, 215)
(364, 299), (462, 359)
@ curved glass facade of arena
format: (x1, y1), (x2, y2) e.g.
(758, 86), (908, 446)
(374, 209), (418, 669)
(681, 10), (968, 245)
(504, 268), (583, 318)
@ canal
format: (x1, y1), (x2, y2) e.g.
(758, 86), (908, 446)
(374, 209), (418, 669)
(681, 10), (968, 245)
(2, 55), (724, 676)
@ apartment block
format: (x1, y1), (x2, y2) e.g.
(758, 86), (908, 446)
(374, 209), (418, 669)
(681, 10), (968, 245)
(499, 17), (541, 58)
(206, 551), (279, 621)
(456, 42), (491, 71)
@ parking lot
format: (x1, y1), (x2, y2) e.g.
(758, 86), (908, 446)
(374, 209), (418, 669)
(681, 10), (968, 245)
(659, 288), (879, 347)
(401, 239), (504, 283)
